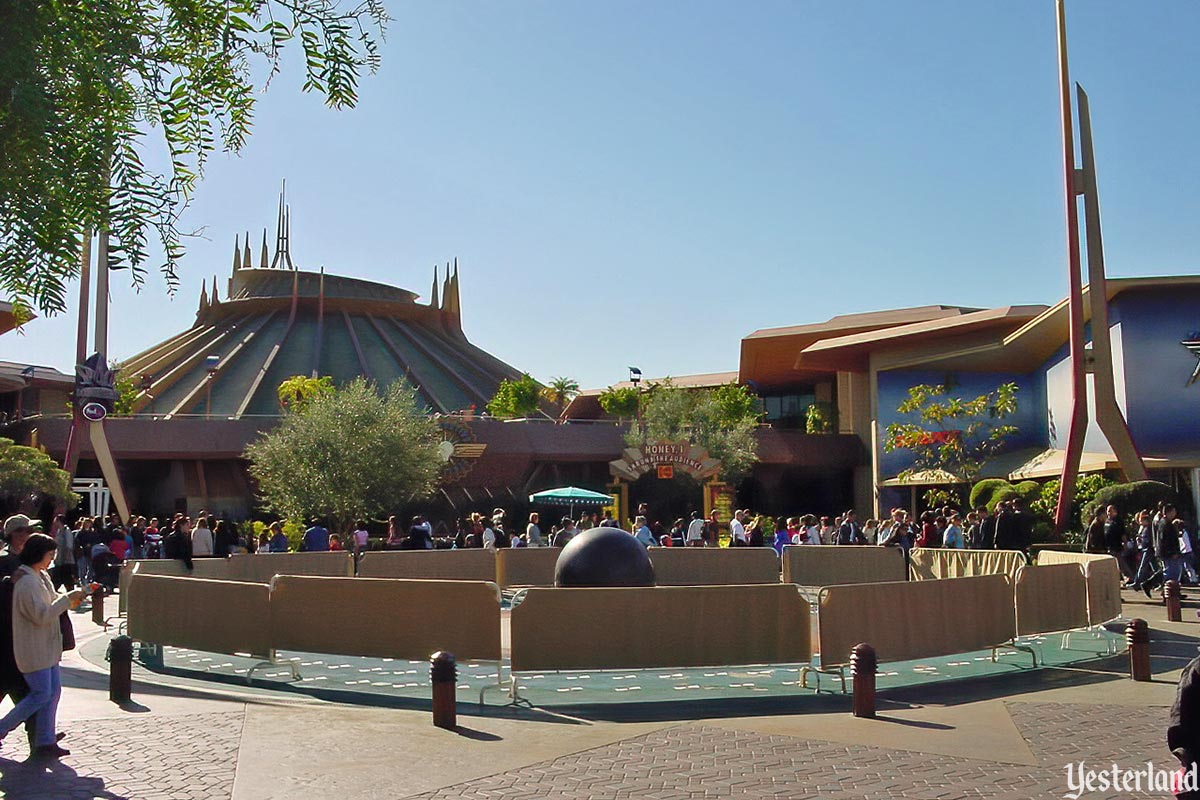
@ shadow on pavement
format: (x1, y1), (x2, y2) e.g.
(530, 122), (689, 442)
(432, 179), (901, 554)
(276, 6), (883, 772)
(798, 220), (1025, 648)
(0, 756), (127, 799)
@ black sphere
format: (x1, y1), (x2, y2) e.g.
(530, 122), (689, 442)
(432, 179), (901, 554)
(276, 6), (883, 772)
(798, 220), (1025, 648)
(554, 527), (657, 588)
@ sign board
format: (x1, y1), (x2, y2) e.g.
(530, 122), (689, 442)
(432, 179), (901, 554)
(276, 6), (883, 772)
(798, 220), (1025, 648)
(704, 481), (735, 528)
(656, 465), (674, 480)
(609, 441), (721, 482)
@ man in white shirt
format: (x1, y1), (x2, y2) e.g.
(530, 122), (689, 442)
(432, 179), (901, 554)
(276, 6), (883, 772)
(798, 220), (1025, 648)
(729, 510), (748, 547)
(686, 511), (706, 547)
(481, 522), (496, 550)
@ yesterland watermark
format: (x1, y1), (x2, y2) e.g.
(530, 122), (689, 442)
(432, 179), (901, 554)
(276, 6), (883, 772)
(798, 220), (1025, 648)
(1064, 761), (1198, 798)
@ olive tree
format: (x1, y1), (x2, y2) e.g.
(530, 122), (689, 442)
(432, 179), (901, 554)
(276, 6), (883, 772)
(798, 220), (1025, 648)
(1, 0), (387, 315)
(0, 437), (79, 511)
(245, 378), (441, 534)
(629, 381), (761, 482)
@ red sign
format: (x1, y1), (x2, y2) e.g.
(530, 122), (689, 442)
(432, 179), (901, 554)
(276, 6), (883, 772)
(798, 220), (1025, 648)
(656, 465), (674, 480)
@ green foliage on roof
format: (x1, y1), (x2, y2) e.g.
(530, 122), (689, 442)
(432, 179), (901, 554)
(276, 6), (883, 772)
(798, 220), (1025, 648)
(486, 373), (542, 419)
(277, 374), (335, 414)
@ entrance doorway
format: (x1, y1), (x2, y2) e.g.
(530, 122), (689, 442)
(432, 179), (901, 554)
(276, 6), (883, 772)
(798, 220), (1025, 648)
(628, 471), (702, 533)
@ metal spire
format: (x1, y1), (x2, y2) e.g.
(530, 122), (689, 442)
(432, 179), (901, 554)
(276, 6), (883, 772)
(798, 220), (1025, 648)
(242, 232), (251, 269)
(232, 234), (240, 276)
(430, 264), (440, 309)
(259, 229), (268, 269)
(270, 179), (294, 269)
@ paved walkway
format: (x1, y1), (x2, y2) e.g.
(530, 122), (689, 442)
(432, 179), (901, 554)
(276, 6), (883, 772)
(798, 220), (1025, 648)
(0, 589), (1191, 799)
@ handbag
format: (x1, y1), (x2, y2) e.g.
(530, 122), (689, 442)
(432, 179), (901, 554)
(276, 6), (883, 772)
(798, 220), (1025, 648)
(59, 610), (75, 651)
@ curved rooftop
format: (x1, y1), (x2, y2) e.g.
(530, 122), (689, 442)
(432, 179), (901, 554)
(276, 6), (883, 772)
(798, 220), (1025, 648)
(118, 208), (524, 418)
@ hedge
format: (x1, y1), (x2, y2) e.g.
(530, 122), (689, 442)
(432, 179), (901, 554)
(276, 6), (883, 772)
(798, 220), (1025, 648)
(970, 479), (1013, 510)
(1081, 480), (1182, 522)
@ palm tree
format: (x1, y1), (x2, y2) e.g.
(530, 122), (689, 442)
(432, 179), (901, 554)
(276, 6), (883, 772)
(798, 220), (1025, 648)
(542, 376), (580, 415)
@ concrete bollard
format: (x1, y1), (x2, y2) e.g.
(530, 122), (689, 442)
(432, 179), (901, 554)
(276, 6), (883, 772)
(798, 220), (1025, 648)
(851, 642), (877, 719)
(430, 651), (457, 730)
(1165, 580), (1182, 622)
(1126, 618), (1151, 682)
(107, 635), (133, 704)
(91, 588), (106, 627)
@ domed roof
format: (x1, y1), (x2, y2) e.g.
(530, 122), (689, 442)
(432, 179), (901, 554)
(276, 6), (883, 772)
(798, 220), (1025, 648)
(119, 221), (524, 417)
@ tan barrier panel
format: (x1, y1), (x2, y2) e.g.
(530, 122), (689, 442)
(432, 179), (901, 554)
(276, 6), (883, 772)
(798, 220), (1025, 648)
(189, 558), (241, 580)
(127, 572), (271, 658)
(119, 559), (189, 613)
(1014, 564), (1088, 635)
(358, 549), (496, 581)
(496, 548), (561, 588)
(269, 576), (501, 662)
(1035, 550), (1112, 567)
(908, 548), (1027, 581)
(510, 584), (809, 671)
(817, 575), (1015, 668)
(1084, 558), (1123, 625)
(781, 545), (906, 586)
(650, 548), (781, 586)
(1032, 551), (1123, 624)
(227, 552), (353, 583)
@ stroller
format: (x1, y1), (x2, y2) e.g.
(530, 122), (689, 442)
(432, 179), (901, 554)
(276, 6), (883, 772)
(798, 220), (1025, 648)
(90, 542), (124, 593)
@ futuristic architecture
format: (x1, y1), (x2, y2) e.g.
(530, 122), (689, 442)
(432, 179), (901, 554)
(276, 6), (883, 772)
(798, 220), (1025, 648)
(121, 205), (522, 419)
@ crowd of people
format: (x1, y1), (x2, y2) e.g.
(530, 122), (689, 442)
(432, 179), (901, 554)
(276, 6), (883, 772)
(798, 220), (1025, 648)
(1083, 501), (1192, 597)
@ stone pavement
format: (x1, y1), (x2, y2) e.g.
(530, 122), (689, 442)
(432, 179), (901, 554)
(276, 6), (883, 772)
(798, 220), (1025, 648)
(0, 710), (243, 800)
(411, 703), (1168, 800)
(0, 590), (1191, 799)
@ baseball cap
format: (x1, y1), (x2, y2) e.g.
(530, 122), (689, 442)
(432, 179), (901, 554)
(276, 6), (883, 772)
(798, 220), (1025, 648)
(3, 514), (35, 538)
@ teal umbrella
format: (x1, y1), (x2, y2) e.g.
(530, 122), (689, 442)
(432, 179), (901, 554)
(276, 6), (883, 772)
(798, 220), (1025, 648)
(528, 486), (613, 518)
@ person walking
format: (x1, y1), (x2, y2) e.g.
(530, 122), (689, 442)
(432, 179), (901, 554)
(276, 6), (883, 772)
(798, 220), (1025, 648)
(267, 521), (289, 553)
(1, 516), (38, 748)
(0, 533), (89, 758)
(942, 513), (966, 549)
(352, 521), (370, 557)
(212, 520), (236, 558)
(51, 516), (76, 591)
(836, 511), (861, 545)
(526, 513), (544, 547)
(685, 512), (706, 548)
(74, 517), (94, 585)
(302, 520), (329, 552)
(729, 510), (748, 547)
(191, 517), (214, 557)
(1102, 505), (1136, 583)
(1147, 504), (1183, 596)
(164, 518), (194, 569)
(1083, 508), (1107, 554)
(633, 516), (656, 549)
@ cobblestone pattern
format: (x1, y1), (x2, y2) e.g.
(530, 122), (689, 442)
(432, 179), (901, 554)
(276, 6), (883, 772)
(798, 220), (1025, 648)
(0, 710), (243, 800)
(410, 703), (1172, 800)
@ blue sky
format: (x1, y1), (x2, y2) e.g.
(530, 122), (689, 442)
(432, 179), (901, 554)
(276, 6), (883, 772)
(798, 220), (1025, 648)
(9, 0), (1199, 391)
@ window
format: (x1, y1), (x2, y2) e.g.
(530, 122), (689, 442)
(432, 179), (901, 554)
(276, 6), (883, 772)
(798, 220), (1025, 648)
(759, 388), (817, 430)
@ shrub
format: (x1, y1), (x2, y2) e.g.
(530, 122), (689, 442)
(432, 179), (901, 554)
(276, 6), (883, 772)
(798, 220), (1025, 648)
(1030, 474), (1117, 534)
(1082, 481), (1182, 523)
(988, 486), (1021, 513)
(1014, 480), (1041, 503)
(805, 402), (836, 434)
(969, 479), (1013, 510)
(922, 486), (965, 512)
(1031, 520), (1058, 544)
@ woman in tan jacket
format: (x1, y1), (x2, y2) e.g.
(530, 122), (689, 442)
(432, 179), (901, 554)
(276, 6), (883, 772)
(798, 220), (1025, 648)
(0, 533), (87, 758)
